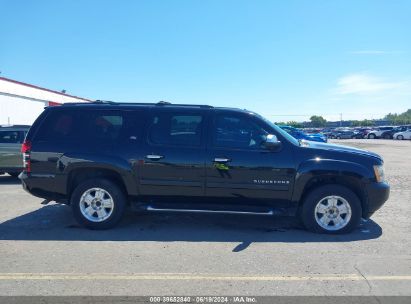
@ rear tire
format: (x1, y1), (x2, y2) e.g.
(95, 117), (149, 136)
(300, 185), (362, 234)
(397, 135), (404, 140)
(368, 134), (376, 139)
(71, 178), (126, 229)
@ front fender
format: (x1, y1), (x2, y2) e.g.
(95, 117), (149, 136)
(291, 158), (373, 203)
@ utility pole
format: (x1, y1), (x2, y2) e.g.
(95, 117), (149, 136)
(340, 113), (342, 127)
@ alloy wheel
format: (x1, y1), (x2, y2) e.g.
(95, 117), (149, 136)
(79, 188), (114, 222)
(314, 195), (352, 231)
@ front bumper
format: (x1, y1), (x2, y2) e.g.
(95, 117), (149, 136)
(364, 181), (390, 218)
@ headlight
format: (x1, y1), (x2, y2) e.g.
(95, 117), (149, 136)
(373, 165), (385, 183)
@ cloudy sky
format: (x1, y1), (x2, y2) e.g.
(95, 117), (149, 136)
(1, 0), (410, 121)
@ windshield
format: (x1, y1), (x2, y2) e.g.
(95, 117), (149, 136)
(254, 113), (300, 146)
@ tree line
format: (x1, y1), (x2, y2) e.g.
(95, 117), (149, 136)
(276, 109), (411, 128)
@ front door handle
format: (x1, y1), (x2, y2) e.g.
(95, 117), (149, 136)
(146, 154), (164, 160)
(214, 157), (231, 163)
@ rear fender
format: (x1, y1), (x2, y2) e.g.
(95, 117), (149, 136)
(58, 153), (137, 196)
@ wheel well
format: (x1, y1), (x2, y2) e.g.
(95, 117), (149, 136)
(299, 175), (366, 215)
(67, 168), (128, 203)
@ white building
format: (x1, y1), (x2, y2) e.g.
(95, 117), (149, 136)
(0, 77), (91, 125)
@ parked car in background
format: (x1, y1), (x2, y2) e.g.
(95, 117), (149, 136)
(320, 128), (335, 138)
(303, 128), (323, 134)
(326, 131), (337, 139)
(0, 125), (30, 177)
(327, 129), (348, 139)
(380, 125), (411, 139)
(352, 128), (372, 139)
(333, 130), (355, 139)
(279, 126), (327, 142)
(367, 126), (394, 139)
(393, 129), (411, 140)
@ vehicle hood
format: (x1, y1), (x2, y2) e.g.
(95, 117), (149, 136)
(301, 140), (382, 161)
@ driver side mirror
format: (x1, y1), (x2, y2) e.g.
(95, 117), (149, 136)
(263, 134), (282, 150)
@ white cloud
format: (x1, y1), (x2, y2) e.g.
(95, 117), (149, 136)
(323, 73), (411, 120)
(349, 50), (405, 55)
(334, 73), (407, 95)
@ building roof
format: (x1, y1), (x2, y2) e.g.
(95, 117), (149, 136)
(0, 76), (91, 103)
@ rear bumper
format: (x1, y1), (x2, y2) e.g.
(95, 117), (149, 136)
(364, 181), (390, 218)
(19, 172), (66, 201)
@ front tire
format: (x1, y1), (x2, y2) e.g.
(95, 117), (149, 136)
(71, 178), (126, 229)
(368, 133), (376, 139)
(300, 185), (362, 234)
(397, 135), (404, 140)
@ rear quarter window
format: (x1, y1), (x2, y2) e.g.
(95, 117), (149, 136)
(34, 109), (144, 144)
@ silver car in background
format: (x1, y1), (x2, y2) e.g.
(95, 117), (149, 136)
(0, 125), (30, 177)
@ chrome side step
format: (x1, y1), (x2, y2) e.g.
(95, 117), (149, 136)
(146, 206), (274, 216)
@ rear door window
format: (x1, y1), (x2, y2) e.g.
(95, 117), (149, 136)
(87, 114), (123, 141)
(147, 112), (204, 146)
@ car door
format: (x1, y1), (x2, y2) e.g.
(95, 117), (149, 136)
(205, 111), (296, 208)
(0, 130), (24, 169)
(138, 109), (207, 200)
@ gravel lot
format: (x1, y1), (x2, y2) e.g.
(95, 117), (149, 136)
(0, 139), (410, 296)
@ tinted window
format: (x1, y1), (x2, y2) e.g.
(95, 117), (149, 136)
(148, 113), (203, 146)
(213, 115), (268, 149)
(36, 111), (84, 141)
(88, 114), (123, 141)
(35, 109), (144, 143)
(0, 131), (23, 144)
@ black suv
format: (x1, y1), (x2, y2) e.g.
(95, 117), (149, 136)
(20, 102), (390, 234)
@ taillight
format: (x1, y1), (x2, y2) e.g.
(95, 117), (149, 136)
(21, 140), (32, 173)
(21, 140), (31, 153)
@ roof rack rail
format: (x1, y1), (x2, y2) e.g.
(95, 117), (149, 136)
(93, 100), (118, 104)
(155, 101), (213, 108)
(157, 100), (171, 105)
(62, 100), (213, 108)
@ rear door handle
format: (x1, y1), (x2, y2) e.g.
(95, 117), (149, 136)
(145, 154), (164, 160)
(214, 157), (231, 163)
